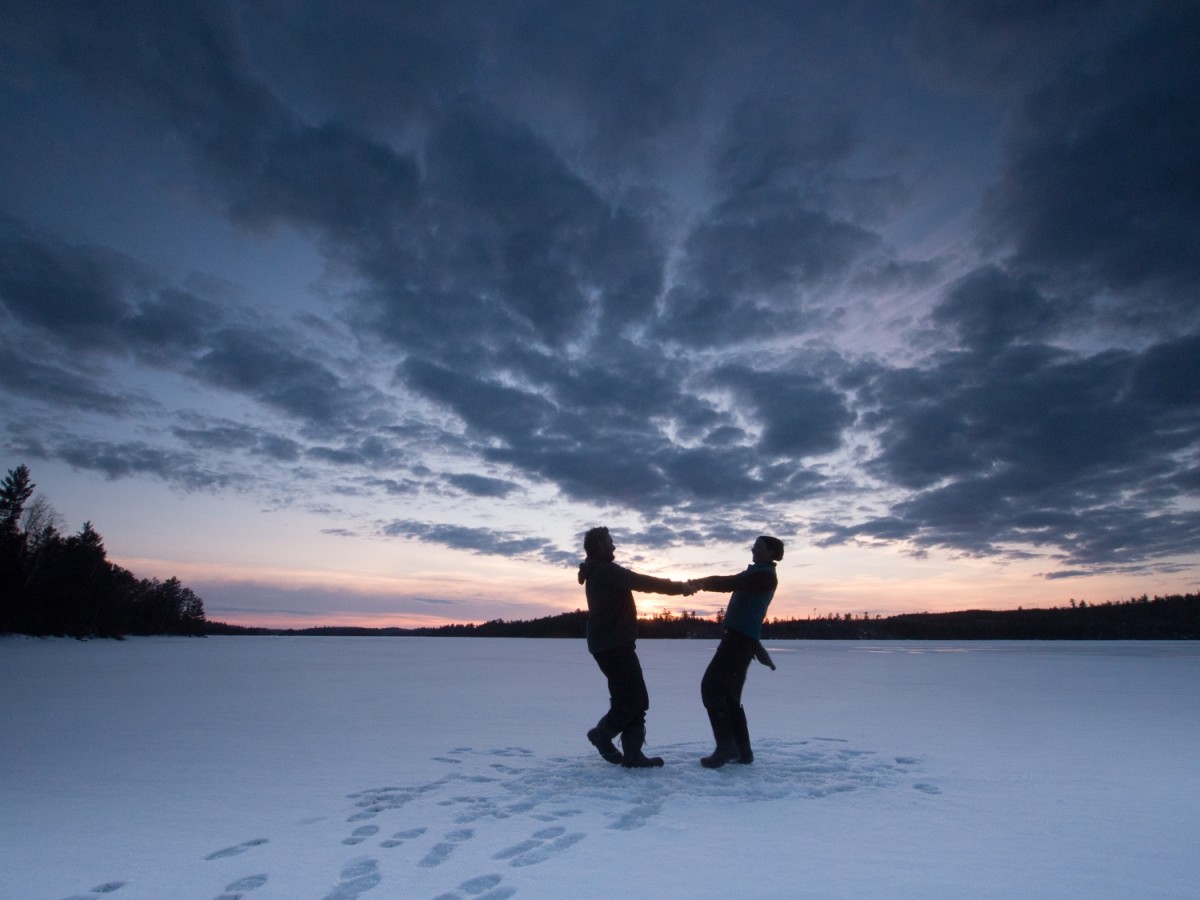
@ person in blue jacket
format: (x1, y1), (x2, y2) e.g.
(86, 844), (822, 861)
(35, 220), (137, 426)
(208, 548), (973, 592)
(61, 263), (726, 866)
(578, 526), (693, 768)
(689, 535), (784, 768)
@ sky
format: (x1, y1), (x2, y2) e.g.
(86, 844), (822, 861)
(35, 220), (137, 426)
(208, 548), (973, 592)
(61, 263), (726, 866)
(1, 0), (1197, 628)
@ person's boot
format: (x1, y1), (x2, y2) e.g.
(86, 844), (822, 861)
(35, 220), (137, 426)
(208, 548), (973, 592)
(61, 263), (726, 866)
(587, 718), (623, 764)
(700, 708), (740, 769)
(620, 724), (664, 768)
(731, 704), (753, 764)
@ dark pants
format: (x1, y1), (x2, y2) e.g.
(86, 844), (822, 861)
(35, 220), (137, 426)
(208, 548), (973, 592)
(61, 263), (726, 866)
(592, 644), (650, 735)
(702, 628), (755, 712)
(701, 629), (757, 753)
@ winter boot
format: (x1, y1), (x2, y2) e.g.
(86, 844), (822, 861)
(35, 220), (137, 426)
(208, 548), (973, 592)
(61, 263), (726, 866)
(620, 724), (664, 768)
(731, 704), (753, 764)
(587, 718), (623, 764)
(700, 708), (740, 769)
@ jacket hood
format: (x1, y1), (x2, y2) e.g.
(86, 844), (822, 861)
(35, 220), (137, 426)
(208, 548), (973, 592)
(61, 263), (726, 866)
(578, 559), (596, 584)
(578, 550), (616, 583)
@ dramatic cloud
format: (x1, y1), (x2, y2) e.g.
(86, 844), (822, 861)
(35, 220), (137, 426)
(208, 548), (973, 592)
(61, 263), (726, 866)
(979, 3), (1200, 334)
(381, 519), (568, 565)
(1, 0), (1195, 617)
(828, 336), (1200, 565)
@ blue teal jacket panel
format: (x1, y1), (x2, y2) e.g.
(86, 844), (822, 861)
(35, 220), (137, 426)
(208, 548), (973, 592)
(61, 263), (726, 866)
(706, 563), (778, 640)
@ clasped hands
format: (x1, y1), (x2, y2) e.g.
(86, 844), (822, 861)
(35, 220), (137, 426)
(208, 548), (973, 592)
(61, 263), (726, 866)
(677, 576), (714, 597)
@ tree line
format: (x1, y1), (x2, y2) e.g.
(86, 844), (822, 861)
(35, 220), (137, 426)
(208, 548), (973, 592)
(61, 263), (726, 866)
(0, 465), (207, 638)
(756, 594), (1200, 640)
(208, 594), (1199, 640)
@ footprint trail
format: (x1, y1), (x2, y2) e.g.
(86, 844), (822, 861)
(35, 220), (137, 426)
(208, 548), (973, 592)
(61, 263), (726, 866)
(62, 739), (934, 900)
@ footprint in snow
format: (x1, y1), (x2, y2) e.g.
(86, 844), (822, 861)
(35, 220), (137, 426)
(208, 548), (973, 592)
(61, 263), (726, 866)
(418, 828), (474, 868)
(343, 825), (380, 845)
(323, 857), (381, 900)
(213, 873), (268, 899)
(529, 807), (583, 823)
(323, 739), (932, 892)
(61, 883), (126, 899)
(489, 764), (525, 775)
(492, 824), (586, 867)
(347, 781), (451, 822)
(205, 838), (268, 861)
(432, 873), (517, 900)
(607, 799), (663, 832)
(380, 826), (427, 848)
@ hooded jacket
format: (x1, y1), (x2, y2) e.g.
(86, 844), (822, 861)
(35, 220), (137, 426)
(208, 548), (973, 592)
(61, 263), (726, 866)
(578, 557), (686, 654)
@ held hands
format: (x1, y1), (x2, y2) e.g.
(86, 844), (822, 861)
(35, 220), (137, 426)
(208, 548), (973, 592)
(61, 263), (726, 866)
(673, 577), (715, 596)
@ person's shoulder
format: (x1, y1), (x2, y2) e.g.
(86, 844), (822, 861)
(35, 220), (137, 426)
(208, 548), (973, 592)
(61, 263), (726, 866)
(591, 559), (626, 578)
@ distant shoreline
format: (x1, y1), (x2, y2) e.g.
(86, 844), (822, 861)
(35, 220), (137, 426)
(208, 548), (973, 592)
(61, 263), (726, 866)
(203, 592), (1199, 641)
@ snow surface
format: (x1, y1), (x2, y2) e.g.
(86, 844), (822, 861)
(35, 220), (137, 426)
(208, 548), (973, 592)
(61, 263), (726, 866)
(2, 637), (1197, 899)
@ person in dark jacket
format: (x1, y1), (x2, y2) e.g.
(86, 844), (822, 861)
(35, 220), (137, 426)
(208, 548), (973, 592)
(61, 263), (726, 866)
(689, 535), (784, 768)
(578, 526), (693, 768)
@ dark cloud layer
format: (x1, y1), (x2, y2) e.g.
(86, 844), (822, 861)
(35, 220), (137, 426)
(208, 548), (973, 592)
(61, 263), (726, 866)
(826, 337), (1200, 566)
(382, 519), (571, 566)
(979, 3), (1200, 332)
(1, 0), (1196, 578)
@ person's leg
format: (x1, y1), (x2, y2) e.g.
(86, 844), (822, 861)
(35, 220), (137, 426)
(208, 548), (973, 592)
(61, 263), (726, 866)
(587, 718), (622, 763)
(619, 721), (663, 767)
(700, 632), (754, 768)
(730, 703), (753, 764)
(589, 648), (630, 762)
(595, 645), (648, 731)
(728, 656), (753, 763)
(592, 646), (661, 766)
(608, 646), (661, 768)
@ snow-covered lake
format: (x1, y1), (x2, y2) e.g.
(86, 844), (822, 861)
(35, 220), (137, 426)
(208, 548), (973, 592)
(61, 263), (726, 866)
(2, 637), (1197, 899)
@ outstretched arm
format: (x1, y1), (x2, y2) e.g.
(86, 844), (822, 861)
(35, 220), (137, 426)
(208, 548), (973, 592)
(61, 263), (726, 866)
(621, 568), (696, 596)
(688, 569), (776, 593)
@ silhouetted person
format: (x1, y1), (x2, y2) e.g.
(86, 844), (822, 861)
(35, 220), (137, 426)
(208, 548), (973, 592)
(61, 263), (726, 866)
(690, 535), (784, 768)
(578, 526), (692, 768)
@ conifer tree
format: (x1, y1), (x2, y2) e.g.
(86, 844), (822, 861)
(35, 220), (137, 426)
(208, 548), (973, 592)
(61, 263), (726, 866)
(0, 465), (35, 631)
(0, 465), (35, 534)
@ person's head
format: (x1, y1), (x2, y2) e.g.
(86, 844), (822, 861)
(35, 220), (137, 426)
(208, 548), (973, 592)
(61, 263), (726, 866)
(583, 526), (615, 560)
(752, 535), (784, 564)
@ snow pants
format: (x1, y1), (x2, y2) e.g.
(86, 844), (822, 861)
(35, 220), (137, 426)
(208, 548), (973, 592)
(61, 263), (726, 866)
(592, 644), (650, 735)
(701, 628), (756, 722)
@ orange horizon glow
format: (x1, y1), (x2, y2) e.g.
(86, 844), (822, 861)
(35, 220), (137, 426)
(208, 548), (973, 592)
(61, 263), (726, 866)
(116, 550), (1196, 633)
(209, 610), (475, 630)
(209, 597), (1119, 632)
